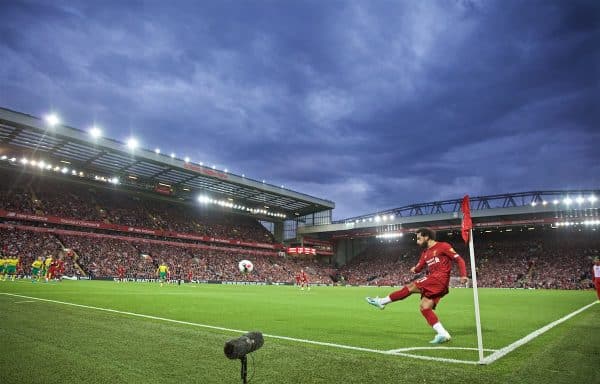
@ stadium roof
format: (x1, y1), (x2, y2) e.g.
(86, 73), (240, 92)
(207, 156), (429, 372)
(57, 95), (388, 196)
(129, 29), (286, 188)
(299, 190), (599, 236)
(0, 107), (334, 219)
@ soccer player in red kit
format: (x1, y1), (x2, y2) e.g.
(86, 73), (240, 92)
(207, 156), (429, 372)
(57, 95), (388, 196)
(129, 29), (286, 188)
(54, 258), (65, 281)
(366, 228), (468, 344)
(300, 269), (310, 291)
(117, 266), (126, 282)
(187, 270), (193, 283)
(593, 257), (600, 301)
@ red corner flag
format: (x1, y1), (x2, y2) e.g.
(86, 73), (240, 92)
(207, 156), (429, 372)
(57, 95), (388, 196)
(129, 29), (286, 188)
(461, 195), (472, 244)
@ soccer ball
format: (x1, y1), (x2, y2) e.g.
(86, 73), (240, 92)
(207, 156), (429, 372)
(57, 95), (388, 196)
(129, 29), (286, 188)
(238, 260), (254, 273)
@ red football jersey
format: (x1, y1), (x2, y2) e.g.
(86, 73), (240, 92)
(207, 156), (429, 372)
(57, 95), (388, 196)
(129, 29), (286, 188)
(414, 242), (466, 280)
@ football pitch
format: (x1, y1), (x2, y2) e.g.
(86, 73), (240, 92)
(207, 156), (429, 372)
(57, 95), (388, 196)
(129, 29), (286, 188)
(1, 280), (598, 384)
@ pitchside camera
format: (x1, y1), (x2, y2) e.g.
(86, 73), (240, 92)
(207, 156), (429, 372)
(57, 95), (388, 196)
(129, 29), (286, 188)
(224, 332), (264, 384)
(224, 331), (264, 359)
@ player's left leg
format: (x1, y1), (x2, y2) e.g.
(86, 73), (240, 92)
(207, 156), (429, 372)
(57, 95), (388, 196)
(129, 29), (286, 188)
(595, 280), (600, 300)
(366, 282), (421, 309)
(420, 297), (451, 344)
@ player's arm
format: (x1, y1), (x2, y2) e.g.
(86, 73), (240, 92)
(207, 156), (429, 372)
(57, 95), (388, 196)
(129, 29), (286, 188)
(411, 254), (426, 274)
(444, 245), (468, 283)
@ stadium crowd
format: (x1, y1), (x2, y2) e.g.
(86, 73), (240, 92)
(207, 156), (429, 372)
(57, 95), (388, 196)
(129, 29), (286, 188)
(1, 169), (598, 289)
(0, 169), (274, 244)
(338, 230), (598, 290)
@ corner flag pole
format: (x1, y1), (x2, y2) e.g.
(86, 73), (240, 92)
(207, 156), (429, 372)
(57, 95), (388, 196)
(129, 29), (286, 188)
(468, 228), (485, 363)
(461, 195), (484, 363)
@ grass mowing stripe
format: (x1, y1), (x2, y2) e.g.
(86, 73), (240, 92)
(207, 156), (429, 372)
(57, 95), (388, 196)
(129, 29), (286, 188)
(482, 301), (598, 365)
(1, 292), (480, 365)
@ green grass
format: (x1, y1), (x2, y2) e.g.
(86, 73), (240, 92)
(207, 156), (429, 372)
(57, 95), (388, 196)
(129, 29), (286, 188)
(1, 280), (598, 383)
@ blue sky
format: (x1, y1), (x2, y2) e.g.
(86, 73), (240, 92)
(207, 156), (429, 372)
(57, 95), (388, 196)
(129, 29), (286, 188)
(1, 0), (598, 219)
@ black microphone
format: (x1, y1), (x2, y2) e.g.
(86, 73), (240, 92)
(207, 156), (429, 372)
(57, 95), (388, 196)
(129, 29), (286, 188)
(224, 332), (264, 359)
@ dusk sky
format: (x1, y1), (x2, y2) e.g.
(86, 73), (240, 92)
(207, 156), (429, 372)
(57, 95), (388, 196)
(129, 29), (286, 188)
(1, 0), (598, 220)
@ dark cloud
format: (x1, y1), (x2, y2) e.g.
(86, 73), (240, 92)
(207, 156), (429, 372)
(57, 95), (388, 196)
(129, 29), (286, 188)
(0, 0), (598, 219)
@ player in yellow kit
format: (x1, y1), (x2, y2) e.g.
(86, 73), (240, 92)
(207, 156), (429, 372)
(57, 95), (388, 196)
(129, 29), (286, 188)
(0, 255), (7, 280)
(3, 256), (19, 281)
(31, 257), (43, 282)
(157, 262), (169, 287)
(44, 255), (53, 283)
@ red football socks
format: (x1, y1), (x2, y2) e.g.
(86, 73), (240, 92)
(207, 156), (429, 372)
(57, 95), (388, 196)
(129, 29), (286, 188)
(420, 308), (439, 326)
(389, 286), (410, 301)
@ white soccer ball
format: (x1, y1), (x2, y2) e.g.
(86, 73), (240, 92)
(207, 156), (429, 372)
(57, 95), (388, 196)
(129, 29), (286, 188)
(238, 259), (254, 273)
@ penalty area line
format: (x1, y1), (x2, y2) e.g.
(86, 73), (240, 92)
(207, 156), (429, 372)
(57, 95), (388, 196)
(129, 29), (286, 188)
(482, 301), (598, 365)
(1, 292), (479, 365)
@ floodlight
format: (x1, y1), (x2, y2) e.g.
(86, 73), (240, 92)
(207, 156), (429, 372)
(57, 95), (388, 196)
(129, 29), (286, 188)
(170, 153), (175, 159)
(45, 113), (60, 127)
(563, 197), (572, 205)
(576, 196), (585, 204)
(184, 157), (190, 163)
(155, 148), (160, 154)
(89, 126), (102, 139)
(588, 195), (597, 203)
(126, 137), (139, 150)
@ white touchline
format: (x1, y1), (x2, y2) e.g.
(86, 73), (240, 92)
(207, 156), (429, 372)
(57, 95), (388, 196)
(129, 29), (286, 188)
(1, 292), (478, 365)
(481, 301), (598, 365)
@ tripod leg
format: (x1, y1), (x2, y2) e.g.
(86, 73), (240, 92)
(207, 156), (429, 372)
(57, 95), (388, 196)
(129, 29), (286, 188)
(241, 356), (248, 384)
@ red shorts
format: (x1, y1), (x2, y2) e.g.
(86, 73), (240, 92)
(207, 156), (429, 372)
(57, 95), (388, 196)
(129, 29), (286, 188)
(594, 280), (600, 298)
(414, 275), (449, 307)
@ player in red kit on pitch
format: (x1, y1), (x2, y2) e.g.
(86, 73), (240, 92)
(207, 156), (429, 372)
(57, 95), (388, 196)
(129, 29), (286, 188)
(593, 257), (600, 301)
(187, 270), (193, 283)
(366, 228), (468, 344)
(300, 269), (310, 291)
(54, 257), (65, 281)
(117, 265), (126, 282)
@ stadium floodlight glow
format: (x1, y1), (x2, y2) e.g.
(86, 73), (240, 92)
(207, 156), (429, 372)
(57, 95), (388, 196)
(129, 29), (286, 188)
(170, 152), (175, 159)
(531, 201), (537, 207)
(1, 155), (6, 160)
(38, 160), (46, 169)
(224, 169), (228, 173)
(198, 195), (210, 204)
(542, 201), (548, 206)
(576, 196), (585, 205)
(563, 197), (572, 206)
(375, 216), (381, 222)
(126, 137), (139, 150)
(154, 148), (160, 154)
(89, 126), (102, 139)
(10, 157), (16, 162)
(589, 195), (598, 203)
(44, 113), (60, 127)
(184, 156), (190, 163)
(20, 158), (29, 165)
(212, 165), (216, 170)
(553, 199), (559, 205)
(61, 167), (69, 174)
(30, 160), (37, 166)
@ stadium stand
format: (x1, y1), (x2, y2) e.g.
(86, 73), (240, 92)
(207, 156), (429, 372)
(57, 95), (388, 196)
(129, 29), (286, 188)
(338, 230), (598, 290)
(1, 168), (598, 288)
